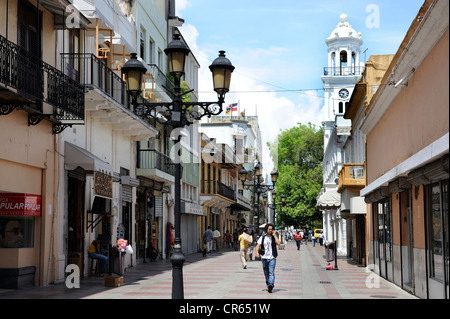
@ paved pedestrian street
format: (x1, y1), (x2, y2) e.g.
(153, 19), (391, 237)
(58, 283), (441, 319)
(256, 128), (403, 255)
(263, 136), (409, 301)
(0, 241), (417, 301)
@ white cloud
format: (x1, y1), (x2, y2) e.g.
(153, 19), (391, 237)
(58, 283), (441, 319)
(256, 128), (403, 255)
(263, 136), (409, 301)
(179, 22), (324, 175)
(175, 0), (191, 16)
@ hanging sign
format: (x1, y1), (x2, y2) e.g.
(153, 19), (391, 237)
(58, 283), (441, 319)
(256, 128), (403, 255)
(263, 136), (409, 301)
(94, 171), (113, 198)
(0, 193), (42, 216)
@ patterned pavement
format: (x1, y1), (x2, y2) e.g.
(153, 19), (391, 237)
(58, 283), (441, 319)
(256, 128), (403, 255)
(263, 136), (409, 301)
(0, 240), (418, 301)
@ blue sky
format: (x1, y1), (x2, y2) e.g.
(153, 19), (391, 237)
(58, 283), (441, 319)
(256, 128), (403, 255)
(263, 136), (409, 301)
(176, 0), (425, 171)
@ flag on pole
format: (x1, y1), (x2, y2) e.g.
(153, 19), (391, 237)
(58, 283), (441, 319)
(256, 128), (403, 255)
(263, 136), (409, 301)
(227, 103), (238, 115)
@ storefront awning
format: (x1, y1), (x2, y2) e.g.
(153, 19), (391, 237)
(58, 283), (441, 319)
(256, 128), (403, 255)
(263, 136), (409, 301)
(316, 189), (341, 210)
(64, 142), (113, 175)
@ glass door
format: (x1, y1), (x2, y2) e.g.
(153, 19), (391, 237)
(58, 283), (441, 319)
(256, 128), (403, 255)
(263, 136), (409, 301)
(401, 190), (415, 292)
(427, 181), (449, 299)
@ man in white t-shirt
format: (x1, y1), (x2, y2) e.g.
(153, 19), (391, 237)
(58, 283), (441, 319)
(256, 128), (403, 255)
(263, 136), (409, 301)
(255, 223), (280, 293)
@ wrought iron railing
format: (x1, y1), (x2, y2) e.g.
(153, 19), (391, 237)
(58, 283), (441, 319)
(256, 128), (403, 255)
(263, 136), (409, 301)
(201, 180), (235, 201)
(137, 149), (177, 177)
(323, 66), (364, 76)
(0, 34), (84, 120)
(147, 63), (175, 98)
(61, 53), (130, 108)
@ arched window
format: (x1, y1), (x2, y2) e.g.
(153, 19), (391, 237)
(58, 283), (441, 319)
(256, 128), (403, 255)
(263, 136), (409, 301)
(340, 51), (348, 75)
(339, 102), (344, 114)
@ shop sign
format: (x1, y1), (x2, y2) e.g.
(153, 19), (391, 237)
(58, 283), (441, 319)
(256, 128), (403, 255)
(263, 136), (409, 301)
(0, 192), (41, 216)
(94, 171), (112, 198)
(183, 202), (204, 216)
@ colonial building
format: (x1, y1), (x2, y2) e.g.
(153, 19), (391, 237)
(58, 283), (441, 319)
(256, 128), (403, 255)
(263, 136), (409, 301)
(199, 114), (262, 232)
(360, 0), (448, 299)
(340, 54), (394, 266)
(0, 0), (88, 288)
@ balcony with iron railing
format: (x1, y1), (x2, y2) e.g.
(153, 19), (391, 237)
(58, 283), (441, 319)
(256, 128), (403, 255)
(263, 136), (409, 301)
(323, 66), (364, 77)
(201, 180), (235, 201)
(146, 63), (176, 99)
(0, 34), (84, 130)
(338, 163), (366, 193)
(137, 149), (177, 182)
(61, 53), (130, 108)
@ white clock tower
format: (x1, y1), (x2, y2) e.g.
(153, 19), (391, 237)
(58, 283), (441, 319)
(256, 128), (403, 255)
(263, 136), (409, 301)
(319, 14), (364, 257)
(322, 14), (363, 122)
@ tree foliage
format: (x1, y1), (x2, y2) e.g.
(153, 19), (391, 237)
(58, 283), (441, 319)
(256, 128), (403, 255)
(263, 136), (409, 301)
(268, 123), (323, 229)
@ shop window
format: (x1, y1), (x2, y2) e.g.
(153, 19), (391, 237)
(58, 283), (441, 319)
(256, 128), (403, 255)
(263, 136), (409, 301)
(0, 216), (34, 248)
(427, 181), (449, 282)
(376, 198), (392, 262)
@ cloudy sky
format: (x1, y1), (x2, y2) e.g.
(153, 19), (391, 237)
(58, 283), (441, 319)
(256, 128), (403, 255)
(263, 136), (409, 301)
(175, 0), (424, 173)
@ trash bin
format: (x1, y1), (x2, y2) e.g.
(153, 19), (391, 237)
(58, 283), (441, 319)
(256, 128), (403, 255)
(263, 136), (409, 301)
(326, 242), (335, 262)
(109, 245), (126, 276)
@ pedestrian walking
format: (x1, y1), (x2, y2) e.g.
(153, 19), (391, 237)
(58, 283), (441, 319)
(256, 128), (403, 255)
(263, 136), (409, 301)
(319, 231), (324, 246)
(224, 229), (231, 248)
(238, 227), (251, 269)
(255, 223), (280, 293)
(294, 230), (302, 250)
(203, 226), (214, 253)
(213, 228), (221, 251)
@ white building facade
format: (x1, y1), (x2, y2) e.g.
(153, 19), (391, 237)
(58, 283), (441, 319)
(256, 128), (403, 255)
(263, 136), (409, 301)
(317, 14), (363, 256)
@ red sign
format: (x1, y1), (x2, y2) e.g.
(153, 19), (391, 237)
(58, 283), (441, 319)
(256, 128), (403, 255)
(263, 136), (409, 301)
(0, 193), (42, 216)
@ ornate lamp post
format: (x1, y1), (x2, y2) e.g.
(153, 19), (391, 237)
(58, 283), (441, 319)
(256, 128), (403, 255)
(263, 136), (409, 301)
(264, 194), (289, 243)
(263, 193), (288, 224)
(122, 34), (234, 299)
(238, 162), (278, 237)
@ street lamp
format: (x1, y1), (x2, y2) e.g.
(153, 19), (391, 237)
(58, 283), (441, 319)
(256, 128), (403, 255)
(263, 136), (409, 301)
(239, 162), (278, 237)
(263, 193), (288, 225)
(122, 33), (234, 299)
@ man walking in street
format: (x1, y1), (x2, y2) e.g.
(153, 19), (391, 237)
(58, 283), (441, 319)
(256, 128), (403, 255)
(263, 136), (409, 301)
(238, 227), (250, 269)
(255, 223), (280, 293)
(213, 227), (221, 251)
(203, 226), (214, 253)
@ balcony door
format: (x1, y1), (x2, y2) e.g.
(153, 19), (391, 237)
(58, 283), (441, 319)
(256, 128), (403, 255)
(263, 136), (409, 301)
(65, 29), (80, 82)
(17, 0), (42, 108)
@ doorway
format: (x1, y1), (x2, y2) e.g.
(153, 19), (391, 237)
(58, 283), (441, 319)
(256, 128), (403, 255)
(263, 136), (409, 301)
(65, 28), (80, 82)
(67, 175), (85, 276)
(401, 190), (415, 293)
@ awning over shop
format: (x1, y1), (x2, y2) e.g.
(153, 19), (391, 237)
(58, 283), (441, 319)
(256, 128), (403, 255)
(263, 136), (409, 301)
(64, 142), (113, 175)
(316, 189), (341, 210)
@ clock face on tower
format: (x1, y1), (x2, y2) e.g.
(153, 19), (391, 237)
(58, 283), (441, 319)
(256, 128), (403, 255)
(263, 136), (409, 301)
(339, 88), (349, 99)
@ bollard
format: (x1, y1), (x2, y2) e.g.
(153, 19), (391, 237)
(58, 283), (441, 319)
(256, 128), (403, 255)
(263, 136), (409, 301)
(334, 240), (339, 270)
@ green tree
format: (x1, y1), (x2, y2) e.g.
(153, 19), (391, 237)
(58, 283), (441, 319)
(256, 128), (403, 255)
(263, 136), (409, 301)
(268, 123), (323, 229)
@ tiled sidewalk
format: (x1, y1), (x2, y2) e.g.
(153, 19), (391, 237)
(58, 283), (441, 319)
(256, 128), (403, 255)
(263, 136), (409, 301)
(0, 241), (418, 299)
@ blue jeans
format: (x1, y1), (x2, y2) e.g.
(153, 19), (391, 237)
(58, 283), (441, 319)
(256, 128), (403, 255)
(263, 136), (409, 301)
(261, 258), (276, 287)
(89, 253), (109, 272)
